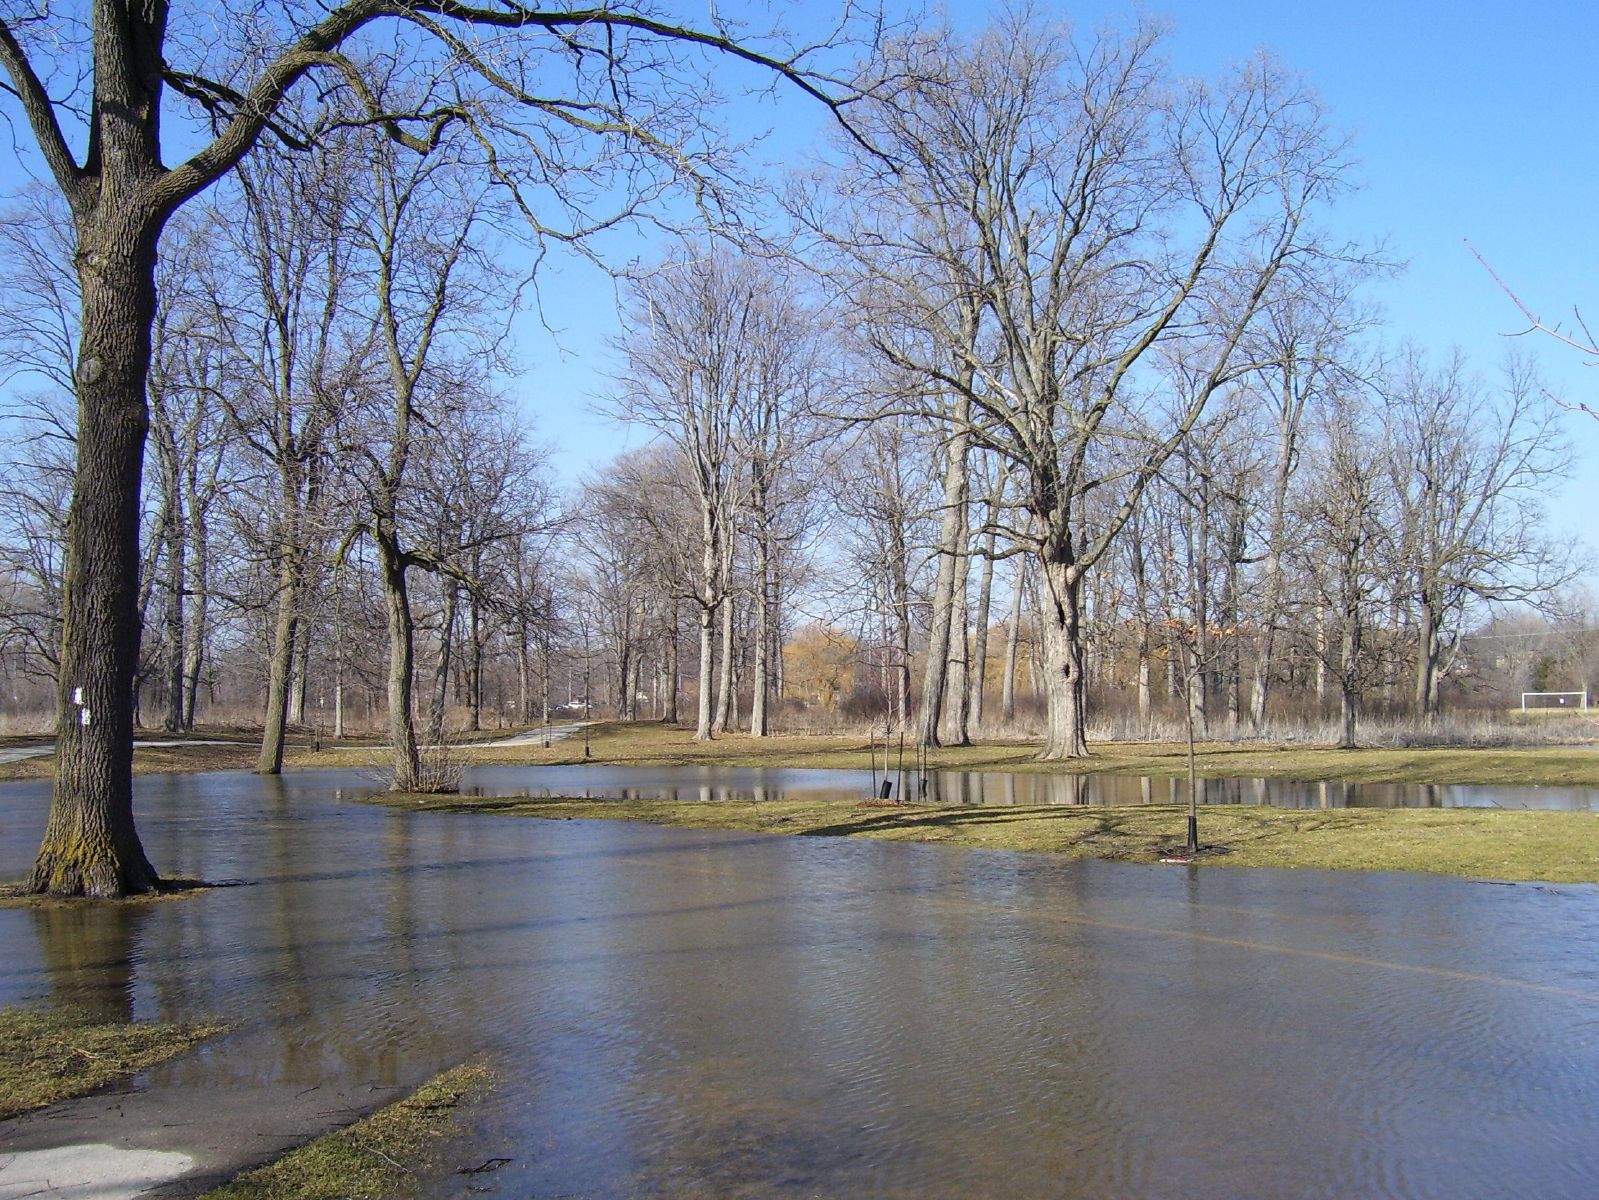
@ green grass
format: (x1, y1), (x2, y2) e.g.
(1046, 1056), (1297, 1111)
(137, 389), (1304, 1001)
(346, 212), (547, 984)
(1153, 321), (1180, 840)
(386, 792), (1599, 884)
(199, 1059), (496, 1200)
(0, 1006), (227, 1119)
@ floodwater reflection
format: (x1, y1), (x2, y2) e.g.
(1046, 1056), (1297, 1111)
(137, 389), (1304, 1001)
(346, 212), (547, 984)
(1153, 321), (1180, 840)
(1, 770), (1598, 1198)
(462, 762), (1599, 810)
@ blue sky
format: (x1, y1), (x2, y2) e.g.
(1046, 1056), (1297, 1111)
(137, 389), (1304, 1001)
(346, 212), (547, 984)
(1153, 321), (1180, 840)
(2, 1), (1591, 584)
(525, 0), (1599, 585)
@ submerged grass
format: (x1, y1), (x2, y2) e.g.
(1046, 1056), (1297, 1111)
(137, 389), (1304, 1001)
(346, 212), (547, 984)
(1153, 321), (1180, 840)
(199, 1059), (496, 1200)
(389, 792), (1599, 884)
(0, 1006), (227, 1120)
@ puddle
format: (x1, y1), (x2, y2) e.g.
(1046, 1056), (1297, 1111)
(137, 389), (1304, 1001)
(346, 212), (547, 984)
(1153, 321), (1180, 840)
(1, 770), (1598, 1197)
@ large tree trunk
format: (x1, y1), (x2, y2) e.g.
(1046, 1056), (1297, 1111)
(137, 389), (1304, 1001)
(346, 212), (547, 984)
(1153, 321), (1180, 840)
(1037, 558), (1088, 760)
(1416, 595), (1442, 719)
(31, 216), (162, 897)
(917, 423), (970, 746)
(1339, 683), (1359, 749)
(379, 535), (421, 790)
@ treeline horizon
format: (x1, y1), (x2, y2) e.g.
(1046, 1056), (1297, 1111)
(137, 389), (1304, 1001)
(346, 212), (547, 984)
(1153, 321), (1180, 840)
(1, 10), (1593, 767)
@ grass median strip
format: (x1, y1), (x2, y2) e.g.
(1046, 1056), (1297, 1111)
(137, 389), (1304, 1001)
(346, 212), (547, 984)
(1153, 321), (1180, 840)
(0, 1005), (227, 1120)
(385, 792), (1599, 884)
(199, 1059), (496, 1200)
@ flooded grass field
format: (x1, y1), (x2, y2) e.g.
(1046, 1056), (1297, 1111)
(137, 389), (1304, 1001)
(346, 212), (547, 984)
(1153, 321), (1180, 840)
(2, 768), (1598, 1197)
(462, 762), (1599, 810)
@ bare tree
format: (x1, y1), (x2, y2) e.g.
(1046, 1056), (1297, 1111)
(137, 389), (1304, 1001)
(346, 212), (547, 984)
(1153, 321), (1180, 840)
(811, 15), (1347, 758)
(1239, 269), (1374, 728)
(1387, 348), (1574, 717)
(199, 137), (375, 770)
(1, 0), (873, 894)
(342, 132), (507, 792)
(611, 247), (802, 740)
(1292, 388), (1395, 747)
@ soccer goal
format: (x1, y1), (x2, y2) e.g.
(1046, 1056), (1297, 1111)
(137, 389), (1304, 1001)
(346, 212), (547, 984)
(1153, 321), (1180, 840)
(1521, 691), (1590, 711)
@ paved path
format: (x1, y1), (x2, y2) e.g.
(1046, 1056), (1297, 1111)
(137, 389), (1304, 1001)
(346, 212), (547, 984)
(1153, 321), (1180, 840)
(0, 740), (254, 766)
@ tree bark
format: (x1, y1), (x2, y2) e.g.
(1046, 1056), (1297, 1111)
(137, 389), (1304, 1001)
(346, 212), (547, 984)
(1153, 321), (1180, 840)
(663, 601), (681, 724)
(31, 212), (162, 896)
(968, 509), (999, 731)
(257, 489), (303, 775)
(750, 506), (773, 737)
(695, 602), (716, 739)
(1000, 561), (1024, 724)
(181, 496), (209, 730)
(917, 422), (970, 746)
(1037, 559), (1088, 759)
(428, 581), (457, 743)
(945, 533), (972, 746)
(1416, 596), (1442, 719)
(712, 593), (735, 734)
(379, 533), (421, 790)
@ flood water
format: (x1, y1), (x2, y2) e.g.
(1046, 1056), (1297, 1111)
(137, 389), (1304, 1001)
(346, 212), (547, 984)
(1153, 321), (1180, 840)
(464, 762), (1599, 810)
(2, 769), (1599, 1197)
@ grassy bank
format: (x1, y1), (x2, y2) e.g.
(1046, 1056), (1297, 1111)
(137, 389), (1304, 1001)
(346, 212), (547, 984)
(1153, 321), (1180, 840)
(0, 739), (384, 782)
(0, 1006), (226, 1119)
(200, 1059), (496, 1200)
(386, 792), (1599, 884)
(3, 719), (1595, 788)
(466, 721), (1599, 788)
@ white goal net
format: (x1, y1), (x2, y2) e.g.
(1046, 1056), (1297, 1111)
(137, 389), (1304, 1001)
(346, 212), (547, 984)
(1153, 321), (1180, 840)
(1521, 691), (1590, 711)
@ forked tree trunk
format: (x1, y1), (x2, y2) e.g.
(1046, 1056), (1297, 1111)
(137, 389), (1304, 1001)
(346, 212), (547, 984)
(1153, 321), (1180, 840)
(31, 216), (162, 896)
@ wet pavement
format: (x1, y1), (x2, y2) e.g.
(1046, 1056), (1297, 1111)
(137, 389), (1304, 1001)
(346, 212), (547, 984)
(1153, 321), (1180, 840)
(2, 768), (1598, 1197)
